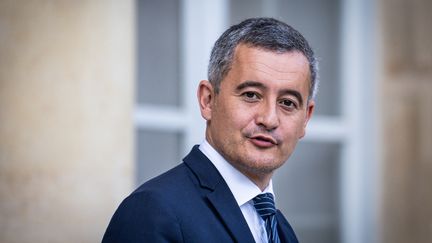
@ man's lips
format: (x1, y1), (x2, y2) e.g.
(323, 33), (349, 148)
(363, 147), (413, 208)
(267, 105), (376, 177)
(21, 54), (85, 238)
(248, 134), (278, 147)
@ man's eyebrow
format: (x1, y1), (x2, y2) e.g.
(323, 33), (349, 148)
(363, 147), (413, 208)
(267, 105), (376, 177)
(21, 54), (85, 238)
(235, 81), (267, 91)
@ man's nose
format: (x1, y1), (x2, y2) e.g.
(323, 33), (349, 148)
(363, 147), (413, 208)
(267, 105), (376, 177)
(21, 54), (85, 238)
(255, 101), (279, 131)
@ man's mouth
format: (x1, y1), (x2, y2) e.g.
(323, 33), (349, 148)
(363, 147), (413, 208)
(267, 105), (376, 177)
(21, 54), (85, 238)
(248, 134), (278, 148)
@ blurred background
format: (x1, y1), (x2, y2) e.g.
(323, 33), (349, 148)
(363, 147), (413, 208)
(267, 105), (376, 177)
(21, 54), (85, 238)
(0, 0), (431, 243)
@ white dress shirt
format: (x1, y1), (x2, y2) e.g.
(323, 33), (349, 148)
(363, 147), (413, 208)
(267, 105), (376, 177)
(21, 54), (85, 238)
(199, 140), (273, 243)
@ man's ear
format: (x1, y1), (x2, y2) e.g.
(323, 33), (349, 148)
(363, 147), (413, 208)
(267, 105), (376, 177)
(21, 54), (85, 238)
(197, 80), (215, 121)
(299, 100), (315, 139)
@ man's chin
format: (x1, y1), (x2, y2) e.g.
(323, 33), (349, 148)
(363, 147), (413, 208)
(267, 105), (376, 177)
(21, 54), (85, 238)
(241, 157), (285, 174)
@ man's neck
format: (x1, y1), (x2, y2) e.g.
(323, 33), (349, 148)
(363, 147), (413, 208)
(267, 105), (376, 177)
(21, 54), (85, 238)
(232, 165), (273, 191)
(202, 138), (273, 191)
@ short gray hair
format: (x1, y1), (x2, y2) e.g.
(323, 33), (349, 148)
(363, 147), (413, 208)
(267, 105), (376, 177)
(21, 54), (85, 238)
(208, 17), (319, 100)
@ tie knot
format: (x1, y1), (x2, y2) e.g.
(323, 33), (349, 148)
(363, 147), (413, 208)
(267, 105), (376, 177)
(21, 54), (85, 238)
(253, 193), (276, 219)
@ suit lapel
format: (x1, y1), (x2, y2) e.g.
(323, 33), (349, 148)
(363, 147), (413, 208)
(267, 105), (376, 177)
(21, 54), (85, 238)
(276, 210), (299, 243)
(206, 182), (256, 243)
(184, 146), (255, 243)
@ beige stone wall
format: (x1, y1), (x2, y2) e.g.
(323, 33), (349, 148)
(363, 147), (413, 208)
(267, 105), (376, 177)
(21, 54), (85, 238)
(379, 0), (432, 242)
(0, 1), (134, 243)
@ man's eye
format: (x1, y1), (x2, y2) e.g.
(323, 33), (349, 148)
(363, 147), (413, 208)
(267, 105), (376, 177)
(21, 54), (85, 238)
(243, 92), (259, 99)
(280, 99), (296, 108)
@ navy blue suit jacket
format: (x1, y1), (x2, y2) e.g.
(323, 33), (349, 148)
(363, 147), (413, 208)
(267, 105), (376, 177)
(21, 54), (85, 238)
(102, 146), (298, 243)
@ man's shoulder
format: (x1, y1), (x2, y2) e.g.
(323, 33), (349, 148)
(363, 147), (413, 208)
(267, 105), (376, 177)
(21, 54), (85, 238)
(108, 162), (198, 227)
(102, 163), (190, 243)
(131, 145), (219, 200)
(117, 145), (224, 215)
(131, 162), (194, 201)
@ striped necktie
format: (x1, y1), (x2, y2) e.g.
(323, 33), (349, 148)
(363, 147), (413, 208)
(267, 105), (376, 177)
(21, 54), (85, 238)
(253, 193), (280, 243)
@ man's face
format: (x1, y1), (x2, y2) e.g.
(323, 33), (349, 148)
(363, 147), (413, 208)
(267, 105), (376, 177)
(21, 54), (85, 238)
(199, 44), (314, 181)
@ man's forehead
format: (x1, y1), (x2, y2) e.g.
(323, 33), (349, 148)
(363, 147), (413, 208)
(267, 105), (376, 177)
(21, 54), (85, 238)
(232, 45), (310, 78)
(233, 44), (308, 70)
(233, 43), (308, 59)
(226, 44), (312, 99)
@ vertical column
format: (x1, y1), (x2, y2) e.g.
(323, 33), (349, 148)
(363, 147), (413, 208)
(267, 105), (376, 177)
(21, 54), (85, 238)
(181, 0), (228, 151)
(340, 0), (378, 242)
(0, 1), (134, 242)
(379, 0), (432, 242)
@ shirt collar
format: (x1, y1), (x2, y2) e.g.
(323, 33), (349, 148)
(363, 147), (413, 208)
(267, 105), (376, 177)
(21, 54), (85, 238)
(199, 140), (274, 207)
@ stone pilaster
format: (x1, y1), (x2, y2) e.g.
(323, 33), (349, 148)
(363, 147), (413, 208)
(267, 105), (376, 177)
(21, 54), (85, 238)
(0, 1), (135, 242)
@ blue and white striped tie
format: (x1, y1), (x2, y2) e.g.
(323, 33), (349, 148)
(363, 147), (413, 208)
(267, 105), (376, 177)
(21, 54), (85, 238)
(253, 193), (280, 243)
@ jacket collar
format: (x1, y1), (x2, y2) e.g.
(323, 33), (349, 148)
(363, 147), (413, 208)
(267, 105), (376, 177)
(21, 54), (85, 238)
(276, 210), (299, 243)
(183, 145), (255, 243)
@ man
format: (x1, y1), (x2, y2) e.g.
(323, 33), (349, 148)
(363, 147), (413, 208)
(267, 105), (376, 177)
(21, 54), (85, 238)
(103, 17), (317, 243)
